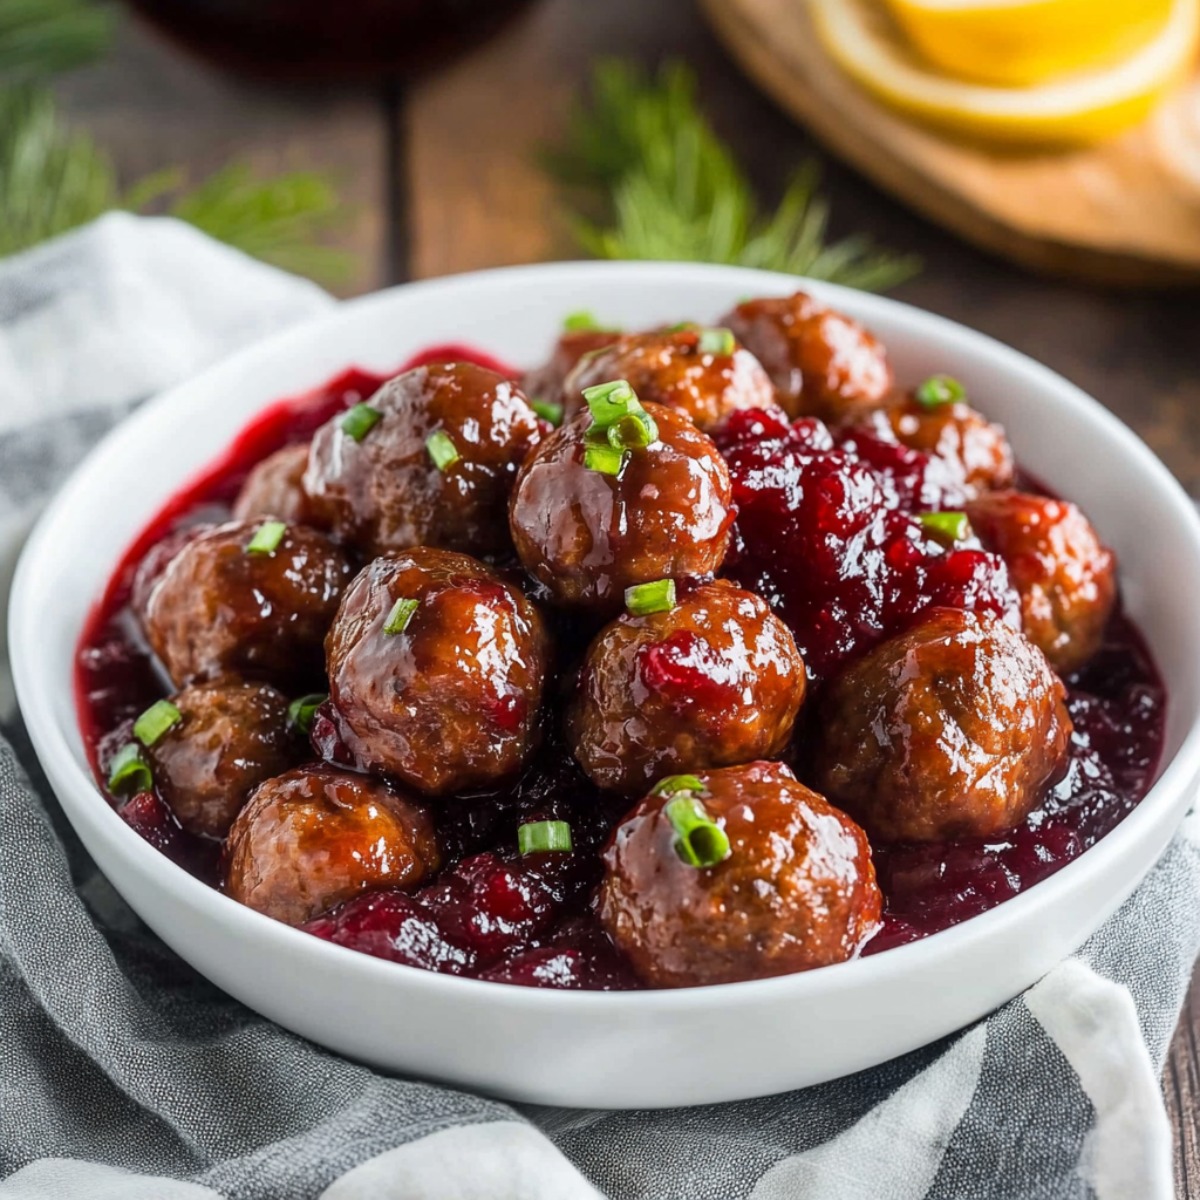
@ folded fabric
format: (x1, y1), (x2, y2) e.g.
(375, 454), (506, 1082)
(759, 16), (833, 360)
(0, 215), (1194, 1200)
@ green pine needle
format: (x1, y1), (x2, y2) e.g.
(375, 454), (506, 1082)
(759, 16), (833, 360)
(548, 61), (919, 291)
(0, 87), (354, 284)
(0, 0), (114, 79)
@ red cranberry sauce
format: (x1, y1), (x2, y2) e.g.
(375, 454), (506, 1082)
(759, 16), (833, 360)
(75, 362), (1166, 987)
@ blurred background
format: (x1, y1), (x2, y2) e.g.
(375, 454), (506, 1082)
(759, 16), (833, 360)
(3, 0), (1200, 1174)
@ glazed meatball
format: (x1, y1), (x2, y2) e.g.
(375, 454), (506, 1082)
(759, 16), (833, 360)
(561, 328), (778, 431)
(598, 762), (880, 987)
(965, 491), (1116, 673)
(523, 328), (621, 409)
(147, 680), (298, 839)
(813, 608), (1072, 843)
(232, 443), (312, 523)
(140, 520), (353, 688)
(724, 291), (892, 423)
(509, 401), (734, 614)
(305, 362), (542, 558)
(567, 580), (807, 795)
(225, 764), (440, 926)
(857, 391), (1014, 495)
(325, 548), (550, 795)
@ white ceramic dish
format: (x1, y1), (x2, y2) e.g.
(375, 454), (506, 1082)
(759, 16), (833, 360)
(11, 262), (1200, 1109)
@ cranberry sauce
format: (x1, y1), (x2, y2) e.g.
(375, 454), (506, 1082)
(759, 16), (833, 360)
(75, 360), (1167, 986)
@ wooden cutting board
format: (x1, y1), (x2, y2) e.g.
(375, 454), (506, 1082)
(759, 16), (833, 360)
(700, 0), (1200, 286)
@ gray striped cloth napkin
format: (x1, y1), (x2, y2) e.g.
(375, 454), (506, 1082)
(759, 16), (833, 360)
(1, 215), (1196, 1200)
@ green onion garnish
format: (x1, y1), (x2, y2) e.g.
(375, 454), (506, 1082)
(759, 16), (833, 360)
(342, 402), (382, 441)
(563, 310), (601, 333)
(666, 321), (697, 333)
(133, 699), (182, 747)
(698, 327), (735, 356)
(582, 379), (637, 428)
(288, 693), (328, 734)
(664, 794), (731, 868)
(919, 511), (970, 543)
(652, 774), (705, 798)
(531, 398), (564, 426)
(246, 520), (287, 555)
(383, 597), (419, 636)
(914, 375), (966, 409)
(108, 743), (153, 796)
(518, 819), (574, 855)
(625, 578), (676, 617)
(426, 430), (460, 472)
(606, 410), (658, 451)
(583, 443), (625, 476)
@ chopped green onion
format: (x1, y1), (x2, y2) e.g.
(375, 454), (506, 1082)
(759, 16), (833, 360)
(342, 402), (382, 441)
(919, 511), (970, 543)
(383, 597), (419, 636)
(664, 794), (731, 868)
(288, 693), (328, 735)
(518, 819), (574, 855)
(531, 398), (564, 426)
(426, 430), (460, 472)
(698, 327), (735, 356)
(665, 321), (697, 333)
(652, 774), (705, 798)
(606, 410), (658, 451)
(246, 520), (287, 555)
(108, 743), (153, 796)
(583, 443), (626, 476)
(914, 375), (966, 409)
(625, 578), (677, 617)
(133, 699), (182, 747)
(563, 310), (601, 332)
(581, 378), (636, 428)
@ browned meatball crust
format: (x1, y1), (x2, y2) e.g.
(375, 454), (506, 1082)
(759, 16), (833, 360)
(522, 328), (621, 409)
(232, 443), (313, 524)
(509, 401), (734, 614)
(813, 608), (1072, 843)
(325, 548), (550, 795)
(724, 292), (892, 422)
(147, 680), (298, 839)
(561, 329), (779, 431)
(304, 362), (542, 558)
(567, 580), (807, 795)
(225, 764), (440, 926)
(140, 520), (354, 688)
(858, 393), (1014, 495)
(965, 491), (1116, 673)
(599, 762), (881, 987)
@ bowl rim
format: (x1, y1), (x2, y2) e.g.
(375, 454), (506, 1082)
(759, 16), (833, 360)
(12, 258), (1200, 1015)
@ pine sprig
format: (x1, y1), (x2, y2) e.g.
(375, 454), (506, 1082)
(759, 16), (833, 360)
(0, 0), (113, 78)
(0, 88), (354, 283)
(548, 61), (919, 291)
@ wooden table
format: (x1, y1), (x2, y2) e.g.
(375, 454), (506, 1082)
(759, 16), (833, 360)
(55, 0), (1200, 1187)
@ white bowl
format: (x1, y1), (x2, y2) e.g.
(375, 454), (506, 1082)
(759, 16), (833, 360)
(11, 263), (1200, 1109)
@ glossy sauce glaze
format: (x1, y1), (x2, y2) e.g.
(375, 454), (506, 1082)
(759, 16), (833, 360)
(75, 344), (1167, 986)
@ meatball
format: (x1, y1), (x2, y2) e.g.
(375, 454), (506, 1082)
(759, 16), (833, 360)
(232, 443), (313, 523)
(304, 362), (542, 558)
(598, 762), (880, 987)
(813, 608), (1072, 843)
(965, 491), (1116, 673)
(509, 401), (734, 614)
(522, 328), (621, 409)
(140, 520), (353, 688)
(147, 681), (298, 839)
(724, 291), (892, 422)
(561, 328), (778, 431)
(567, 580), (807, 795)
(857, 391), (1014, 495)
(225, 764), (440, 926)
(325, 548), (550, 795)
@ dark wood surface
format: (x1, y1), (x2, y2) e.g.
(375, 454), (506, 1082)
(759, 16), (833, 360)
(55, 0), (1200, 1189)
